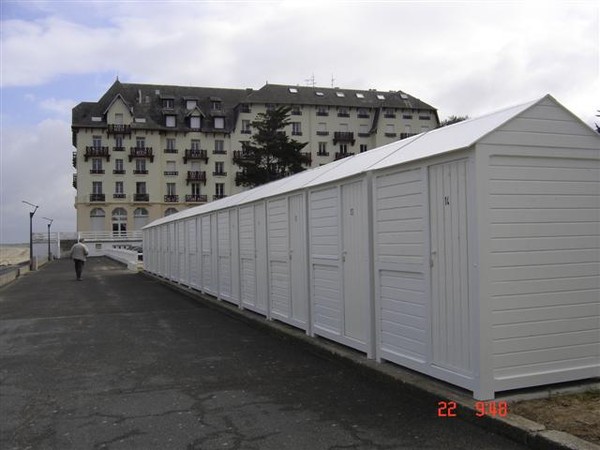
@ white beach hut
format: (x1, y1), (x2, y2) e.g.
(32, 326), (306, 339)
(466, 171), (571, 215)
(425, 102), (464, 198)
(143, 95), (599, 399)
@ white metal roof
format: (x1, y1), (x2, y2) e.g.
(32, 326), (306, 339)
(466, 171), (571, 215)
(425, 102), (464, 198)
(144, 95), (547, 229)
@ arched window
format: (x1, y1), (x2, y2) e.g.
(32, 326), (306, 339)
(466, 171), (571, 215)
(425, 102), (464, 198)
(164, 208), (178, 217)
(133, 207), (149, 230)
(90, 208), (105, 232)
(112, 208), (127, 235)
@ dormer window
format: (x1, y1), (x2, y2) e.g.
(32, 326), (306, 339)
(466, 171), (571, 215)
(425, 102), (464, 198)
(190, 116), (201, 129)
(289, 87), (298, 93)
(377, 94), (385, 100)
(211, 101), (222, 111)
(335, 91), (345, 97)
(163, 98), (174, 109)
(214, 117), (224, 129)
(165, 115), (176, 127)
(186, 100), (197, 109)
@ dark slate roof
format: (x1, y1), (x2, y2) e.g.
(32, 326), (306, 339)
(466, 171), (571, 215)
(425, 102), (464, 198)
(243, 84), (437, 111)
(72, 80), (437, 131)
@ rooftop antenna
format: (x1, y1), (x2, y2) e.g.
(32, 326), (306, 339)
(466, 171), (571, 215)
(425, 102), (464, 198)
(331, 74), (335, 88)
(305, 73), (316, 87)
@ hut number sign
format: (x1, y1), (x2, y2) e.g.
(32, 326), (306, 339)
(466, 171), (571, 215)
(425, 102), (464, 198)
(437, 400), (509, 418)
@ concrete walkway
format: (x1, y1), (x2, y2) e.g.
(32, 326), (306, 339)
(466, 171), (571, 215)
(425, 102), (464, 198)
(1, 258), (532, 449)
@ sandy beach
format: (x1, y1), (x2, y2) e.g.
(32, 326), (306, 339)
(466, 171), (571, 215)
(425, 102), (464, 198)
(0, 245), (30, 266)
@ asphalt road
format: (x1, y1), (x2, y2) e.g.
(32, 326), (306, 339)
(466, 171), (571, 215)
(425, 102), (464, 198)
(0, 258), (529, 449)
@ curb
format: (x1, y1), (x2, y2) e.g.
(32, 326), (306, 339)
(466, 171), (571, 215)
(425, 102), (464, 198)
(145, 271), (599, 450)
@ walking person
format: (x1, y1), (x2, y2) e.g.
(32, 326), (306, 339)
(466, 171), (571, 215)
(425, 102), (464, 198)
(70, 239), (89, 281)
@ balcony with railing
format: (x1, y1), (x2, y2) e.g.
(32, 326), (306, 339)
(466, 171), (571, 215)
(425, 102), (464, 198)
(90, 193), (106, 202)
(212, 171), (228, 177)
(129, 147), (154, 162)
(333, 132), (355, 145)
(113, 193), (126, 199)
(334, 152), (355, 161)
(164, 147), (178, 154)
(164, 195), (179, 203)
(107, 124), (132, 135)
(185, 194), (208, 203)
(232, 150), (253, 163)
(72, 152), (77, 168)
(72, 174), (77, 189)
(400, 132), (417, 140)
(183, 148), (208, 163)
(213, 194), (227, 200)
(84, 146), (110, 161)
(133, 193), (149, 202)
(186, 171), (207, 185)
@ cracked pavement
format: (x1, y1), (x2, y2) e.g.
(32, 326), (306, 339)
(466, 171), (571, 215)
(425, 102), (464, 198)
(0, 258), (529, 449)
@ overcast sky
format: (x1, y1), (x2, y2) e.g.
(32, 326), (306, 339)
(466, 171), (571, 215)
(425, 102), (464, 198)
(1, 0), (598, 243)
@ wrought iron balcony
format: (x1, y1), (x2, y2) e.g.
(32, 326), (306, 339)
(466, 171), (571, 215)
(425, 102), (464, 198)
(90, 193), (105, 202)
(90, 168), (105, 174)
(213, 194), (227, 200)
(133, 193), (149, 202)
(72, 174), (77, 189)
(164, 195), (179, 203)
(113, 146), (125, 152)
(185, 194), (208, 203)
(333, 132), (355, 145)
(164, 148), (178, 154)
(129, 147), (154, 162)
(107, 124), (131, 135)
(317, 151), (330, 157)
(334, 152), (355, 161)
(163, 171), (178, 176)
(385, 132), (397, 138)
(113, 193), (126, 199)
(183, 149), (208, 163)
(84, 146), (110, 161)
(212, 171), (227, 177)
(186, 171), (206, 185)
(113, 169), (126, 174)
(316, 131), (329, 136)
(233, 150), (253, 163)
(72, 152), (77, 168)
(400, 132), (417, 140)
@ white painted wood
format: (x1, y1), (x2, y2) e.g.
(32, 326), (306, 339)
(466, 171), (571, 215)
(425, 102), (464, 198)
(289, 193), (309, 328)
(229, 209), (240, 305)
(218, 211), (233, 302)
(200, 215), (213, 294)
(177, 221), (186, 284)
(429, 159), (472, 377)
(268, 198), (290, 321)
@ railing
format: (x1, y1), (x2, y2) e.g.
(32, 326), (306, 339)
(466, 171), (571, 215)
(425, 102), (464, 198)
(316, 111), (329, 116)
(72, 152), (77, 168)
(163, 171), (178, 176)
(90, 168), (105, 174)
(113, 193), (126, 199)
(213, 194), (227, 200)
(213, 171), (227, 176)
(84, 146), (110, 161)
(164, 195), (179, 203)
(72, 174), (77, 189)
(78, 230), (143, 241)
(129, 147), (154, 162)
(164, 148), (178, 154)
(333, 132), (355, 145)
(317, 151), (330, 157)
(133, 193), (149, 202)
(185, 194), (208, 203)
(107, 124), (131, 135)
(233, 151), (253, 163)
(90, 193), (106, 202)
(316, 131), (329, 136)
(385, 132), (397, 138)
(334, 152), (355, 161)
(113, 146), (125, 152)
(400, 132), (417, 140)
(183, 149), (208, 163)
(186, 171), (206, 184)
(113, 169), (126, 174)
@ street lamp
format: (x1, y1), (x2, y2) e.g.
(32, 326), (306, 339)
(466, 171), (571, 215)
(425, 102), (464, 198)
(42, 217), (54, 262)
(22, 200), (39, 270)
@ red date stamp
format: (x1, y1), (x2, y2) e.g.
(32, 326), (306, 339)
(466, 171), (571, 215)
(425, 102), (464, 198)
(437, 401), (509, 417)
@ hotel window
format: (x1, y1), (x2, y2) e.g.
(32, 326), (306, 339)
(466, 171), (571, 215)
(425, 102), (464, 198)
(360, 144), (368, 153)
(190, 116), (201, 129)
(338, 107), (349, 117)
(114, 113), (123, 124)
(163, 98), (174, 108)
(135, 159), (147, 174)
(385, 124), (396, 136)
(339, 144), (348, 154)
(317, 122), (328, 135)
(114, 159), (124, 174)
(93, 136), (102, 148)
(359, 124), (369, 136)
(136, 137), (145, 149)
(166, 138), (176, 152)
(357, 108), (369, 118)
(165, 115), (176, 127)
(214, 161), (225, 175)
(242, 120), (251, 134)
(191, 183), (201, 196)
(115, 181), (124, 196)
(91, 158), (103, 174)
(165, 160), (177, 175)
(115, 135), (123, 150)
(316, 106), (328, 116)
(92, 181), (103, 194)
(191, 139), (200, 150)
(211, 101), (222, 111)
(214, 140), (225, 154)
(266, 103), (276, 111)
(318, 142), (328, 155)
(291, 105), (301, 115)
(166, 183), (176, 196)
(215, 183), (225, 197)
(214, 117), (224, 129)
(136, 182), (146, 194)
(186, 100), (197, 109)
(291, 122), (302, 135)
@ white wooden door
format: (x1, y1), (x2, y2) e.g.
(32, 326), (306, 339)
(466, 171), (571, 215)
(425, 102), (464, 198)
(188, 218), (199, 289)
(429, 159), (472, 376)
(268, 198), (291, 320)
(177, 221), (186, 284)
(218, 211), (232, 301)
(239, 206), (257, 309)
(201, 215), (213, 293)
(341, 181), (369, 348)
(289, 194), (308, 328)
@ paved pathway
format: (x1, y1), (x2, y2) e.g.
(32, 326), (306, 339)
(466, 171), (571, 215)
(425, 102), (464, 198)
(0, 258), (529, 449)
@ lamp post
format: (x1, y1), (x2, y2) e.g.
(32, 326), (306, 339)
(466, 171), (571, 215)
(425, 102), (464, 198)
(42, 217), (54, 262)
(22, 200), (39, 270)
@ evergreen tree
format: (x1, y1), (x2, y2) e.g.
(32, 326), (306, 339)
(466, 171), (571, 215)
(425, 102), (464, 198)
(234, 106), (309, 188)
(438, 115), (469, 127)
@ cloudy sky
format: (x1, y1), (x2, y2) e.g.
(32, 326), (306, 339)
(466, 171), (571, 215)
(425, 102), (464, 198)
(1, 0), (598, 243)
